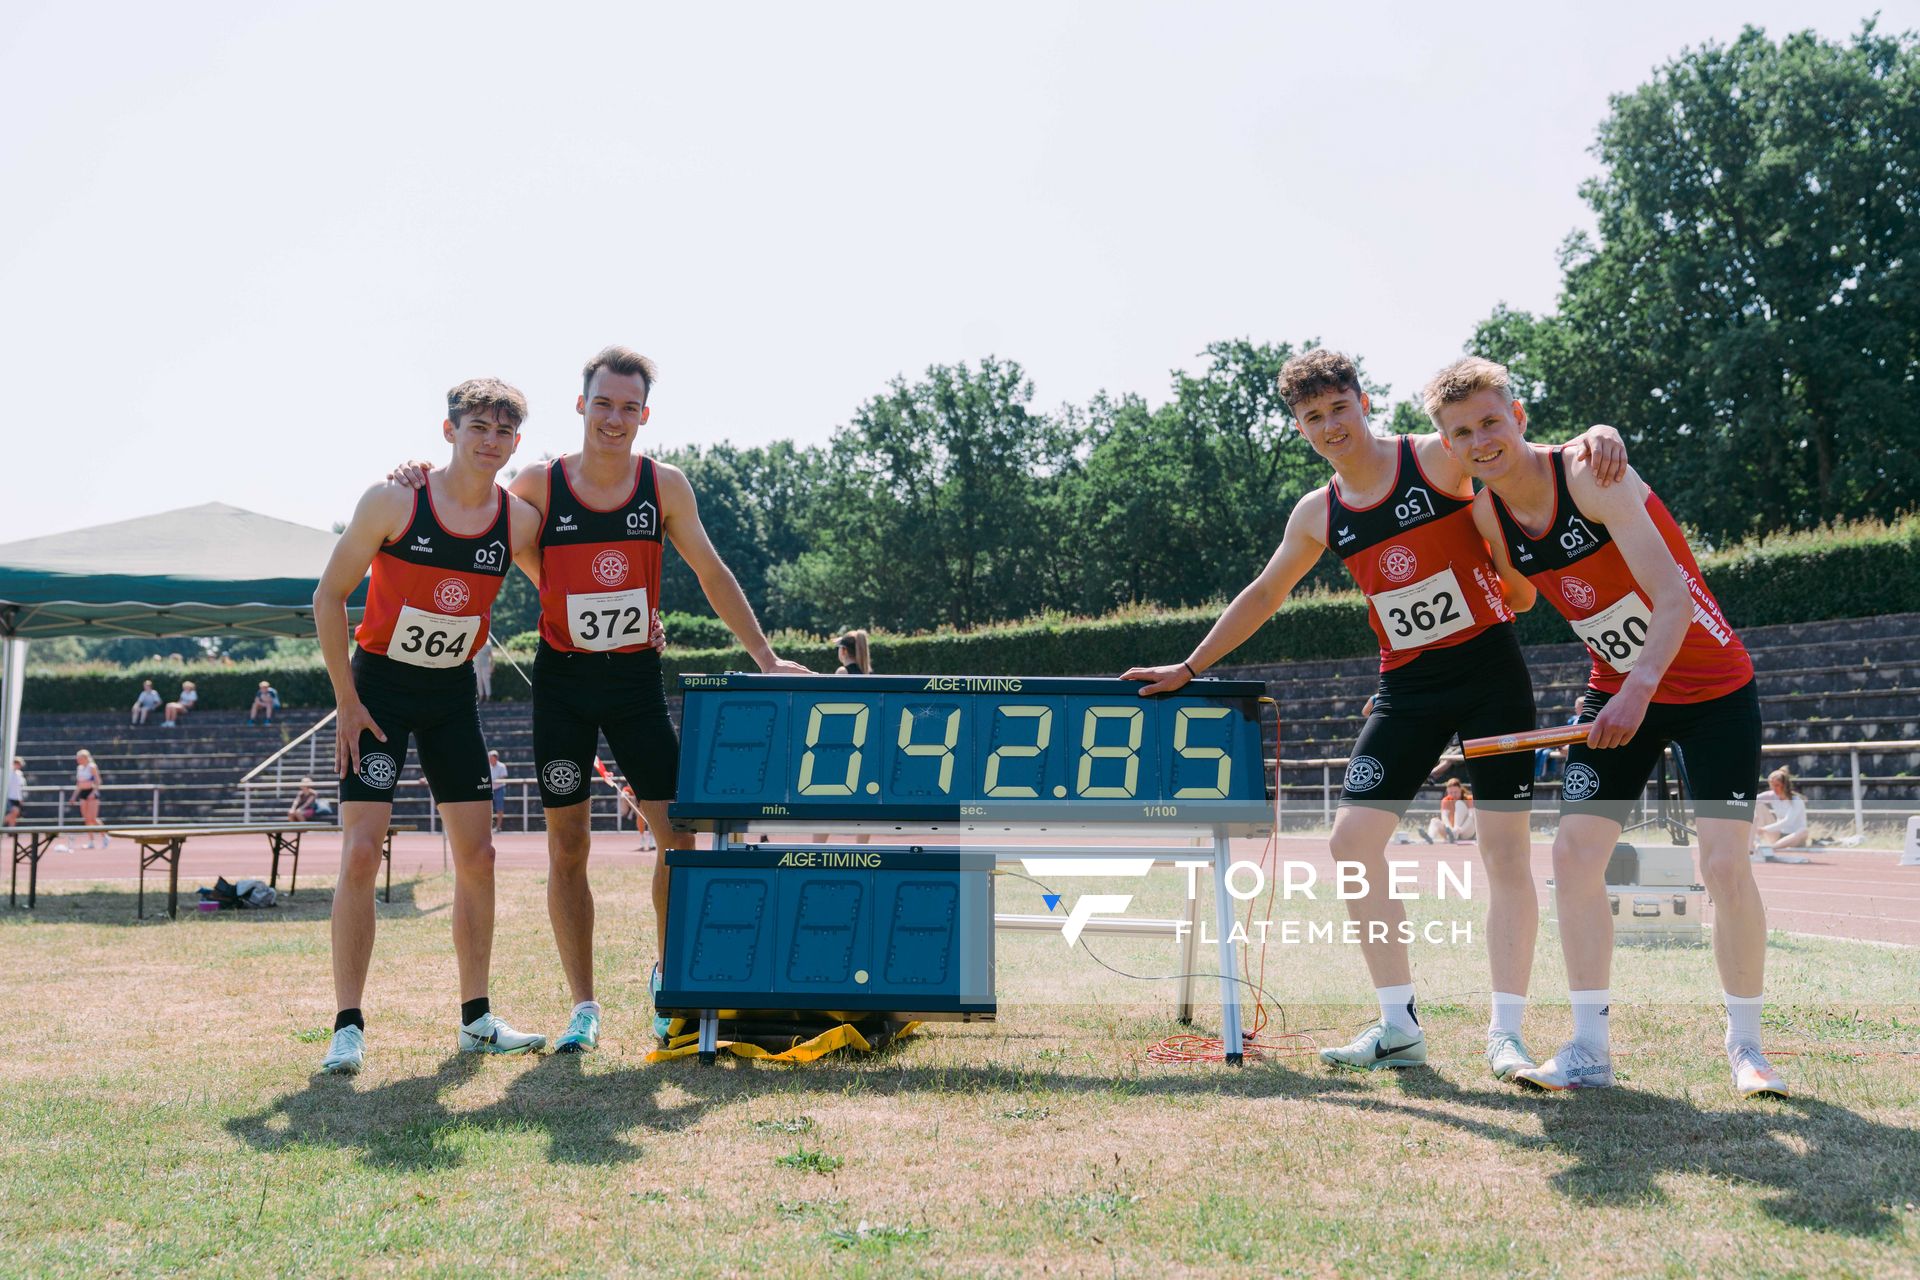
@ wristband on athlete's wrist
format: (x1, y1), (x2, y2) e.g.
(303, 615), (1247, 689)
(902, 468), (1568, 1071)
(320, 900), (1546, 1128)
(1181, 660), (1198, 679)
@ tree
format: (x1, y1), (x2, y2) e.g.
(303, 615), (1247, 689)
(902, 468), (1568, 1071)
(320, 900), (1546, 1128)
(1473, 21), (1920, 541)
(772, 359), (1077, 633)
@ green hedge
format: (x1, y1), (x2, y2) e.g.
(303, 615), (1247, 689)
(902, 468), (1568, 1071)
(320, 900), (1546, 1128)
(15, 517), (1917, 708)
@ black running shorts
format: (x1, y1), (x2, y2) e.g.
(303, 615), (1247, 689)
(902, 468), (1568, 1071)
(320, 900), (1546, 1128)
(531, 641), (680, 808)
(1560, 679), (1761, 824)
(338, 649), (493, 806)
(1340, 624), (1537, 814)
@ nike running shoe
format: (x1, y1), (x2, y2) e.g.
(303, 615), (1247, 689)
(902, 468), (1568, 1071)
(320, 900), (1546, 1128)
(1486, 1031), (1537, 1083)
(555, 1007), (600, 1055)
(1515, 1040), (1615, 1091)
(320, 1025), (365, 1076)
(1319, 1022), (1428, 1070)
(1730, 1043), (1790, 1099)
(457, 1012), (546, 1055)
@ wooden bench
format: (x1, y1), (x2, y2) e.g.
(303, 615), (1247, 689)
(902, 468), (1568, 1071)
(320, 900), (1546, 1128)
(7, 826), (76, 910)
(105, 824), (412, 919)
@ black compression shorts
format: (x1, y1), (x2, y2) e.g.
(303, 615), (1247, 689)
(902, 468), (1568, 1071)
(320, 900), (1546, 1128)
(531, 641), (680, 808)
(338, 649), (493, 806)
(1340, 624), (1537, 815)
(1560, 679), (1761, 824)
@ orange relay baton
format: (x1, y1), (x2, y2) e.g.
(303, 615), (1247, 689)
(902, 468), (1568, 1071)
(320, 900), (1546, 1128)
(1460, 724), (1591, 759)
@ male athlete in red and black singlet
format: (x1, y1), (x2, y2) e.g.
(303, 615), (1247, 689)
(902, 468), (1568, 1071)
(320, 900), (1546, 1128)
(1430, 356), (1786, 1099)
(1125, 347), (1630, 1082)
(312, 378), (547, 1076)
(506, 346), (810, 1051)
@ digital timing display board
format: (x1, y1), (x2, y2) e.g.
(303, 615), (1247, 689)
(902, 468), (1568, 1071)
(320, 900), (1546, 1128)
(670, 675), (1272, 828)
(657, 846), (996, 1018)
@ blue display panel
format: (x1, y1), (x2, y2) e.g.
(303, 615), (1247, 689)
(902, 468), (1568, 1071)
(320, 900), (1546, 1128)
(658, 847), (996, 1018)
(671, 675), (1272, 829)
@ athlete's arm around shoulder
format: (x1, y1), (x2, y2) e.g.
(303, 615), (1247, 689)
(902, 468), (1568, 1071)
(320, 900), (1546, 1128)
(1470, 489), (1536, 612)
(505, 463), (550, 587)
(1565, 457), (1688, 747)
(1413, 421), (1629, 490)
(313, 483), (410, 772)
(656, 461), (812, 675)
(1123, 487), (1331, 694)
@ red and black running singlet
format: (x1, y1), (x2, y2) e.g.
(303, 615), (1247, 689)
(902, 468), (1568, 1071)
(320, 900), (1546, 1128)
(1489, 448), (1751, 704)
(536, 455), (664, 654)
(355, 486), (512, 666)
(1326, 436), (1515, 671)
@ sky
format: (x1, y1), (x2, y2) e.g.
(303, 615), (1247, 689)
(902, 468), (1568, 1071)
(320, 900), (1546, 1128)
(1, 0), (1908, 544)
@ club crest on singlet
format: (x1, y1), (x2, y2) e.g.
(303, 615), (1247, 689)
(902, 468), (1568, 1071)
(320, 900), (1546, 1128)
(1379, 546), (1418, 584)
(433, 578), (471, 612)
(591, 549), (629, 587)
(1561, 577), (1597, 611)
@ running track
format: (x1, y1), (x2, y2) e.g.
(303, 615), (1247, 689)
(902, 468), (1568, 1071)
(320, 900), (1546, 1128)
(17, 831), (1920, 946)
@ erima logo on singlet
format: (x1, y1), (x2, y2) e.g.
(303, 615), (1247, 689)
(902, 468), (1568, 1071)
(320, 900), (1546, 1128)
(413, 536), (432, 553)
(554, 513), (578, 531)
(1516, 542), (1534, 563)
(1336, 525), (1355, 545)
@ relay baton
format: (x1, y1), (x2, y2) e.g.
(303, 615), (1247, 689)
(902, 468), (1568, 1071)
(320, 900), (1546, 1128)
(1460, 724), (1591, 759)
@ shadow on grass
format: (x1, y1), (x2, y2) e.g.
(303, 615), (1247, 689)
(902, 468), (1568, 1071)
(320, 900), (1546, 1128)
(222, 1042), (1377, 1174)
(0, 878), (438, 927)
(226, 1050), (716, 1171)
(1347, 1068), (1917, 1238)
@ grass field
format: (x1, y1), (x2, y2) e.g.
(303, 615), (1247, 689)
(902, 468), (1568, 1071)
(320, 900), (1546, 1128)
(3, 861), (1916, 1278)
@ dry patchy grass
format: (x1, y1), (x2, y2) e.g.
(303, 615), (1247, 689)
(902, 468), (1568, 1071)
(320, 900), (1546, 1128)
(1, 865), (1915, 1278)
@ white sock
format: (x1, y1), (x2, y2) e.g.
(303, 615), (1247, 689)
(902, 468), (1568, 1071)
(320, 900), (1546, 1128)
(1570, 989), (1611, 1054)
(1376, 983), (1419, 1035)
(573, 1000), (602, 1018)
(1489, 991), (1526, 1038)
(1724, 992), (1763, 1050)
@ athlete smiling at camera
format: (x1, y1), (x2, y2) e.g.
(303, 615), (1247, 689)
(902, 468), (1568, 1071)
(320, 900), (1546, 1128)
(1426, 356), (1785, 1099)
(312, 378), (546, 1077)
(1126, 347), (1629, 1081)
(394, 346), (810, 1053)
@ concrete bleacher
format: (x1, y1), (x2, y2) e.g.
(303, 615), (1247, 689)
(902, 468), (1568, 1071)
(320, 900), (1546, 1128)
(13, 612), (1916, 831)
(1213, 612), (1920, 826)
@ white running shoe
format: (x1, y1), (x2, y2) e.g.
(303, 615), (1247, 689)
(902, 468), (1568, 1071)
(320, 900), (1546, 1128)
(1515, 1039), (1615, 1091)
(457, 1011), (546, 1055)
(1319, 1022), (1428, 1070)
(1730, 1043), (1790, 1099)
(320, 1025), (365, 1076)
(555, 1007), (600, 1055)
(1486, 1032), (1536, 1083)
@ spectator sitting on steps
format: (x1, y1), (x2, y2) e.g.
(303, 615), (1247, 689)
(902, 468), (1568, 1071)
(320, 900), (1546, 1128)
(130, 680), (161, 726)
(163, 681), (197, 728)
(248, 681), (280, 726)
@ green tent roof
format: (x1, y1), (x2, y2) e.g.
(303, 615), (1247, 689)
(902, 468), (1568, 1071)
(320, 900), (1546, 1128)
(0, 502), (365, 639)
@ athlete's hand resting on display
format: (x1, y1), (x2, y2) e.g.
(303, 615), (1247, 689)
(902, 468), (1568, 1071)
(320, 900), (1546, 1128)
(334, 699), (388, 778)
(1586, 684), (1652, 751)
(1122, 663), (1193, 696)
(760, 656), (815, 675)
(1572, 425), (1627, 486)
(386, 460), (434, 488)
